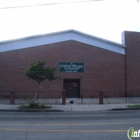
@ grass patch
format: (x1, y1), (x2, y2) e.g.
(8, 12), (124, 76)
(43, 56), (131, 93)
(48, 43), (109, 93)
(18, 104), (51, 109)
(127, 104), (140, 108)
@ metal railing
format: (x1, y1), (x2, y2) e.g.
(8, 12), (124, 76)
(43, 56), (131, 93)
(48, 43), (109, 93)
(0, 90), (62, 105)
(0, 90), (140, 105)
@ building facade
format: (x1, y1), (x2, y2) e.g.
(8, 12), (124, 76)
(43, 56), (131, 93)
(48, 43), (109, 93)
(0, 30), (139, 98)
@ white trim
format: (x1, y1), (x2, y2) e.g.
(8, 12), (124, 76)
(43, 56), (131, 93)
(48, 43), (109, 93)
(0, 29), (126, 54)
(121, 31), (125, 45)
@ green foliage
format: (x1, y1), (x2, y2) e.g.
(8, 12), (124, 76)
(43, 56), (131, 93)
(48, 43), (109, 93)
(25, 61), (56, 84)
(37, 104), (50, 109)
(18, 102), (51, 109)
(19, 98), (51, 109)
(127, 104), (140, 108)
(25, 61), (57, 104)
(24, 61), (57, 106)
(24, 97), (38, 108)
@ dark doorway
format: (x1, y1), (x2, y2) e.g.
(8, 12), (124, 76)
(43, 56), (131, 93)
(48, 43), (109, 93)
(63, 79), (80, 98)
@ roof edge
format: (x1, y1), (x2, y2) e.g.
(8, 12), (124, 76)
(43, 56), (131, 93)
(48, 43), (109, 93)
(0, 29), (126, 54)
(0, 29), (125, 47)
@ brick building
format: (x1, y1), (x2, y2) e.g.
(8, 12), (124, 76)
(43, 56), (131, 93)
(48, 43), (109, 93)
(0, 30), (139, 98)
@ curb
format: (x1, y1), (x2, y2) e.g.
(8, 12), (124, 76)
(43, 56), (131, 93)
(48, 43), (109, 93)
(0, 108), (140, 112)
(0, 109), (64, 112)
(110, 108), (140, 111)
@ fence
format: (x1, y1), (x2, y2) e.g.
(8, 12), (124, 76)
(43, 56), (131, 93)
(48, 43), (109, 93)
(0, 90), (140, 105)
(0, 90), (62, 105)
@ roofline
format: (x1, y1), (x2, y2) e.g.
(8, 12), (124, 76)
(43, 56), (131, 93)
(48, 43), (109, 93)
(0, 29), (125, 47)
(0, 29), (126, 54)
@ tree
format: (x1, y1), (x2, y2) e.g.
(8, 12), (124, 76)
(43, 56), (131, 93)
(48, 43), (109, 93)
(25, 61), (57, 101)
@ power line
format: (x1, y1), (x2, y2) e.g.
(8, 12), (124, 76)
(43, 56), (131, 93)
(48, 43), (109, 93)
(0, 0), (103, 9)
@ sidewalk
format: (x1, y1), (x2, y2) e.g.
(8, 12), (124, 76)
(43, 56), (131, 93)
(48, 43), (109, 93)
(0, 104), (138, 112)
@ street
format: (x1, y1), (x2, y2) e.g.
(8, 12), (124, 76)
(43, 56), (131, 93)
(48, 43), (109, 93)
(0, 110), (140, 140)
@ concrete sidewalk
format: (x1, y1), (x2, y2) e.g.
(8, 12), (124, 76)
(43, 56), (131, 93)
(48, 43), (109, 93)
(0, 104), (138, 112)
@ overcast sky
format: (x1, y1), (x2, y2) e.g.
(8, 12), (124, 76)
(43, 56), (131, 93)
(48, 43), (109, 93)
(0, 0), (140, 43)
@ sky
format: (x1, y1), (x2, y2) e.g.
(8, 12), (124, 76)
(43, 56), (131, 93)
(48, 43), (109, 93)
(0, 0), (140, 43)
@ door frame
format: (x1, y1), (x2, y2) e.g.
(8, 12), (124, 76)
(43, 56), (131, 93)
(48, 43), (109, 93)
(63, 79), (80, 98)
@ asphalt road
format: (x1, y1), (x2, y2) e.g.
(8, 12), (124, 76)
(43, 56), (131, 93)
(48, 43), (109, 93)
(0, 110), (140, 140)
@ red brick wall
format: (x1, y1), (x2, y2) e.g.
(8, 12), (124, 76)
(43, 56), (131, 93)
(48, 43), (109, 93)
(0, 40), (125, 96)
(125, 31), (140, 96)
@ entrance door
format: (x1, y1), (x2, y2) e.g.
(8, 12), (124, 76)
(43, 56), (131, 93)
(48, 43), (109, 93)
(63, 79), (80, 98)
